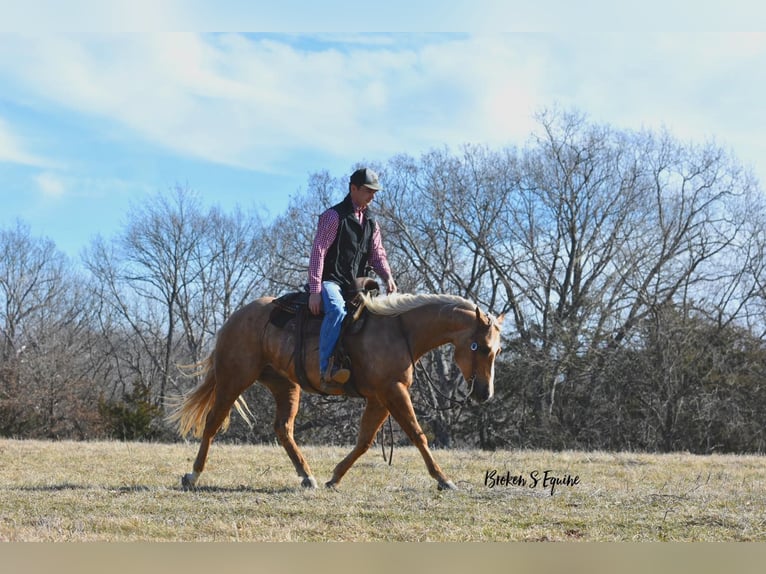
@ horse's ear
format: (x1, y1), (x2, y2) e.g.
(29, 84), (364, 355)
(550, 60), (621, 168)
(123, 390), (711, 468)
(496, 313), (505, 326)
(475, 307), (482, 322)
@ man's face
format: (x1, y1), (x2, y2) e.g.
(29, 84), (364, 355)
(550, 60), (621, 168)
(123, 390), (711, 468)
(350, 184), (378, 208)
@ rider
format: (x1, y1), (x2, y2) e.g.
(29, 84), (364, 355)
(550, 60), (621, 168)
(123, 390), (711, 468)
(308, 167), (398, 394)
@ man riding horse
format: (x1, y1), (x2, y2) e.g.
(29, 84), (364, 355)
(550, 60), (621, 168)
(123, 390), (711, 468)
(308, 167), (398, 394)
(170, 166), (504, 491)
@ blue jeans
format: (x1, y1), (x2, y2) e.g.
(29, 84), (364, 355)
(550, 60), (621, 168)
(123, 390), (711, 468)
(319, 281), (347, 375)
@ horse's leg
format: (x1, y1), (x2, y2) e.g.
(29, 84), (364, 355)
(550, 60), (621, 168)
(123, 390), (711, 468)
(182, 389), (241, 490)
(326, 397), (389, 489)
(266, 380), (318, 488)
(380, 382), (457, 490)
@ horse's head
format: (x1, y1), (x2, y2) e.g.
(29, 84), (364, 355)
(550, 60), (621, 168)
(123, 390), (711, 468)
(454, 306), (504, 403)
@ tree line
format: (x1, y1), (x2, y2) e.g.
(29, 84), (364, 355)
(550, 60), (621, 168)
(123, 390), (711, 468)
(2, 108), (765, 453)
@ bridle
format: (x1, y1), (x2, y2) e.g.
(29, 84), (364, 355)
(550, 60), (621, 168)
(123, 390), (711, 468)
(467, 317), (496, 390)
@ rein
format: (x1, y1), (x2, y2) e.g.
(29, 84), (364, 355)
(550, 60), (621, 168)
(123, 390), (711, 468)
(414, 354), (475, 411)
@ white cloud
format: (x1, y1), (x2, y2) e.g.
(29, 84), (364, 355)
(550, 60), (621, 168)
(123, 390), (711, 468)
(0, 32), (765, 183)
(35, 172), (66, 198)
(0, 34), (545, 170)
(0, 117), (51, 167)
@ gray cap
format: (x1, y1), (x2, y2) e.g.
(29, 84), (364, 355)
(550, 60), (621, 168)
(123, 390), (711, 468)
(350, 168), (382, 191)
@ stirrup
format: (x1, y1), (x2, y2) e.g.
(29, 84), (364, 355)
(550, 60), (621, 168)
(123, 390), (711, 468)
(319, 377), (348, 396)
(322, 365), (350, 385)
(319, 361), (350, 395)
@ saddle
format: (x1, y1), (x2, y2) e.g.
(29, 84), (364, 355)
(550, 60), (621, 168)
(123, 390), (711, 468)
(270, 277), (379, 325)
(268, 277), (380, 394)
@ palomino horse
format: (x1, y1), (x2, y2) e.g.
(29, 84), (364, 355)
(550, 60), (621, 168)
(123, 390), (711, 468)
(169, 292), (504, 491)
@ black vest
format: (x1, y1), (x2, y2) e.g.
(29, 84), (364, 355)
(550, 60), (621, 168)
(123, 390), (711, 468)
(322, 194), (375, 291)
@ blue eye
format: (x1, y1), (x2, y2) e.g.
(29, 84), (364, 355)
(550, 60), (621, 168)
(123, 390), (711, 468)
(470, 342), (478, 351)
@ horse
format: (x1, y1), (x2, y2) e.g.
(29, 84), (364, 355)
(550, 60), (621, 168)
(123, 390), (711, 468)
(169, 291), (504, 491)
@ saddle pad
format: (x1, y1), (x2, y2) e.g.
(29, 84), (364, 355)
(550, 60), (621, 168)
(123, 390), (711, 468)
(269, 292), (323, 329)
(272, 291), (310, 314)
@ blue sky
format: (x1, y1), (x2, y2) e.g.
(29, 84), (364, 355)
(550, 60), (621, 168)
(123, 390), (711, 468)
(1, 2), (766, 258)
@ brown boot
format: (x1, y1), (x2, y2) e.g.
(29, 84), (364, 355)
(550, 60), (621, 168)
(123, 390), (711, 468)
(319, 365), (350, 395)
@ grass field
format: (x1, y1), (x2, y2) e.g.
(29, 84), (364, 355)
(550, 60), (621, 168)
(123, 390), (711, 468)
(1, 438), (764, 542)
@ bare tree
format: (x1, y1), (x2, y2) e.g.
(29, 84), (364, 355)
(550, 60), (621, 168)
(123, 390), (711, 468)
(84, 184), (273, 436)
(370, 109), (764, 451)
(0, 221), (67, 360)
(0, 221), (100, 437)
(263, 170), (344, 293)
(83, 187), (203, 408)
(375, 150), (514, 446)
(175, 203), (271, 365)
(4, 106), (766, 451)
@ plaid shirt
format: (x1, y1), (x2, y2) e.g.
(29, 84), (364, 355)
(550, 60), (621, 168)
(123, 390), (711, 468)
(308, 202), (392, 294)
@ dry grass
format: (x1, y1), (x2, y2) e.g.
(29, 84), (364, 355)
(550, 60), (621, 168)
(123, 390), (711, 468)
(1, 438), (765, 542)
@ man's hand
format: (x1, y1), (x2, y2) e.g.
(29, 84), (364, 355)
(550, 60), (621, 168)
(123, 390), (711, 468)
(385, 277), (398, 294)
(309, 293), (322, 315)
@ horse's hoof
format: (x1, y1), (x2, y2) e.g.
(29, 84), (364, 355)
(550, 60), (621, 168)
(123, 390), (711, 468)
(301, 476), (318, 489)
(438, 480), (458, 491)
(181, 474), (197, 492)
(324, 480), (338, 490)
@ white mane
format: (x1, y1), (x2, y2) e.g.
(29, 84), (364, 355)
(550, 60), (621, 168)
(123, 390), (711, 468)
(361, 292), (476, 316)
